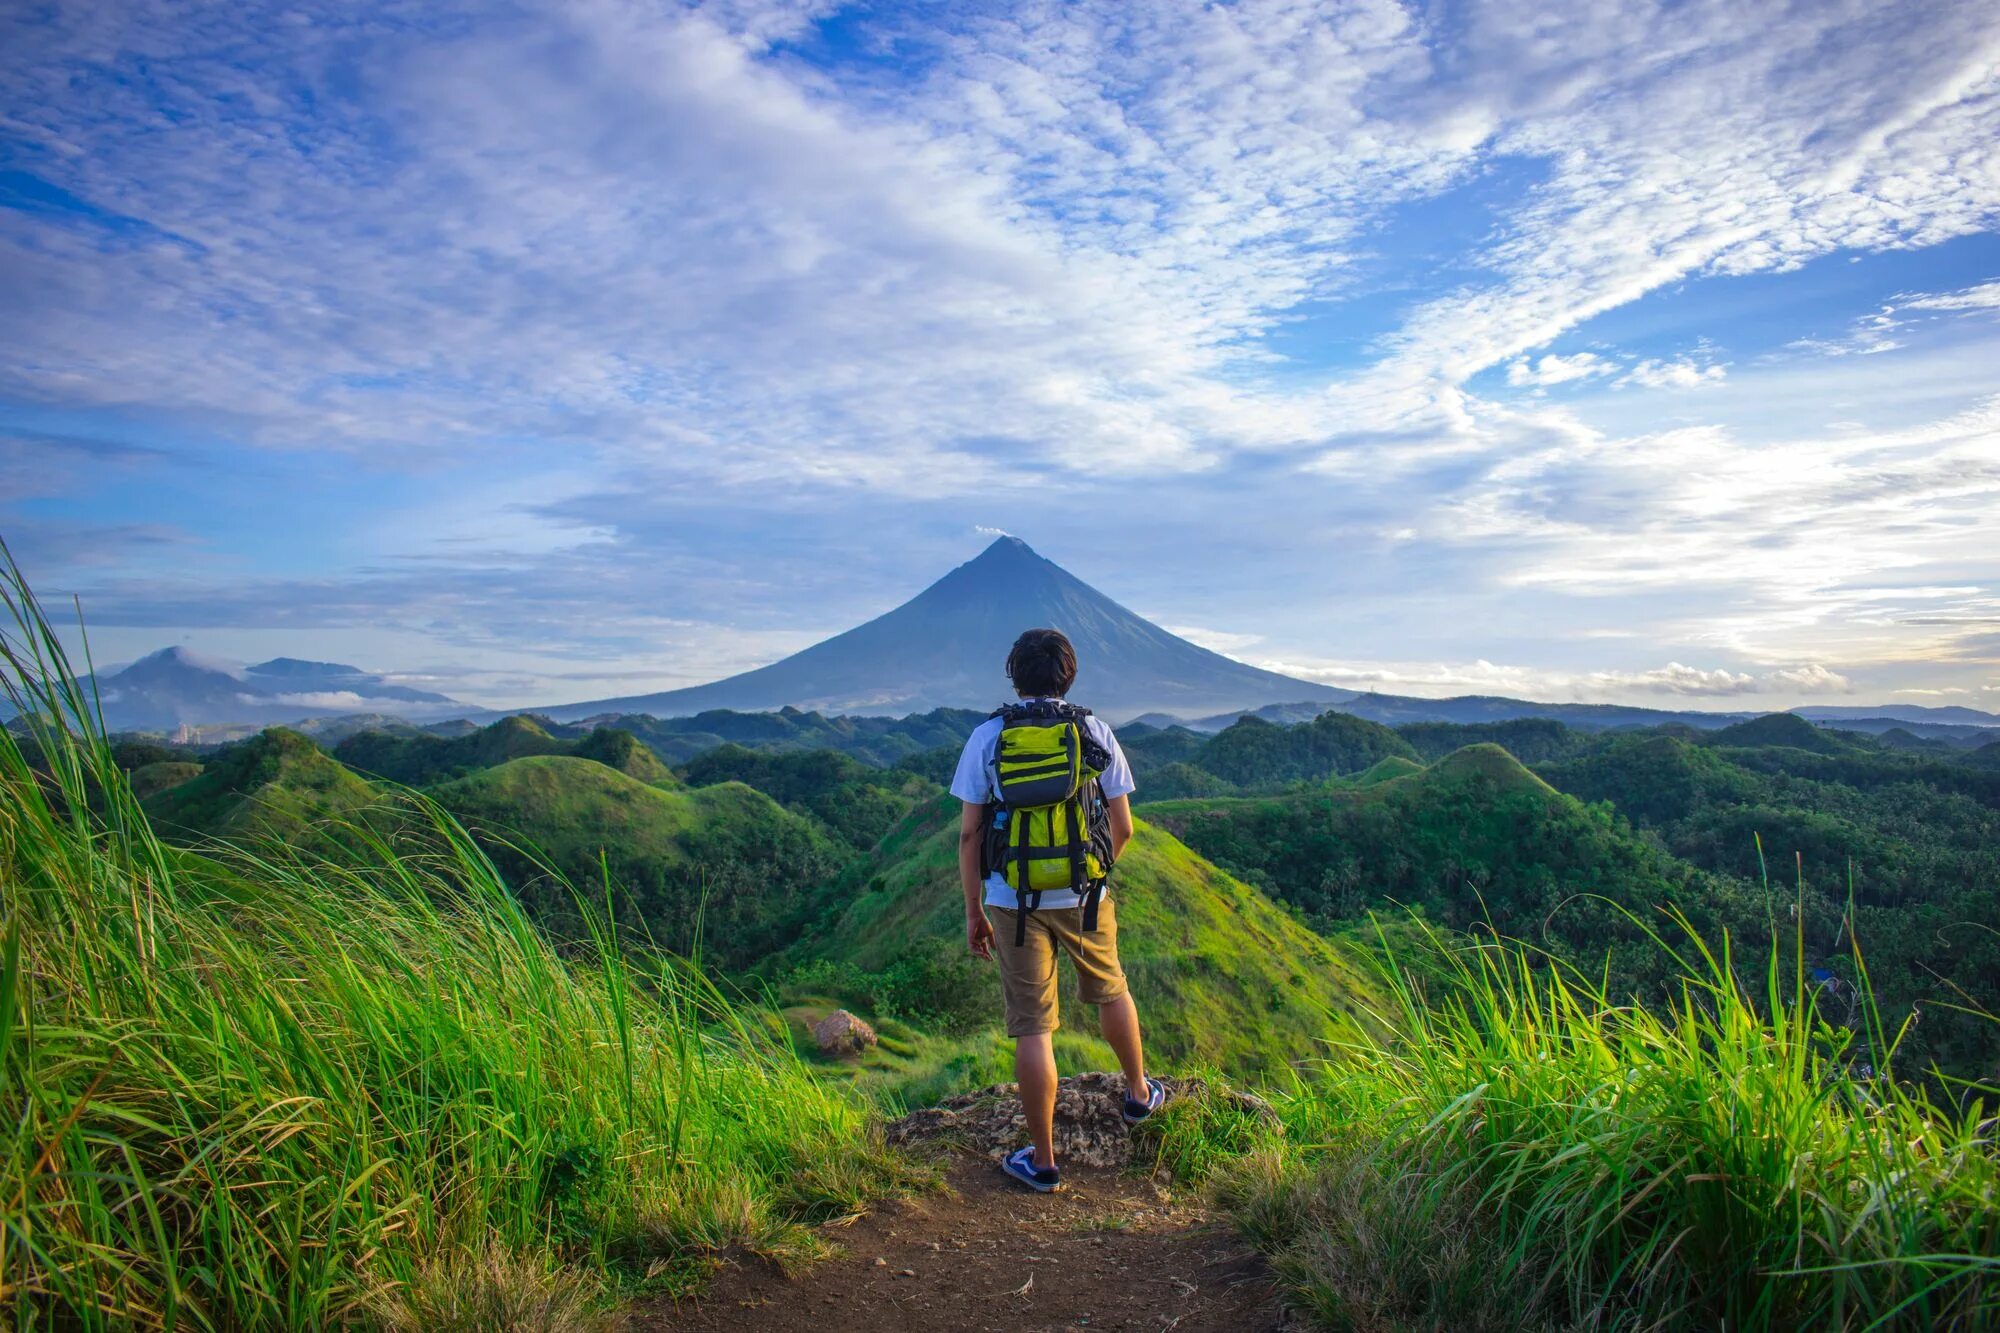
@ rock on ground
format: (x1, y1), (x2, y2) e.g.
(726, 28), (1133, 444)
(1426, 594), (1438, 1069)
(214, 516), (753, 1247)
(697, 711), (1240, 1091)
(812, 1009), (877, 1055)
(887, 1071), (1277, 1169)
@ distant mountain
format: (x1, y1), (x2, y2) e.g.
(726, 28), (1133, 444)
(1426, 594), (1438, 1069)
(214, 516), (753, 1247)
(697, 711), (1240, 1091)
(1174, 692), (1762, 733)
(541, 536), (1347, 722)
(83, 647), (471, 732)
(1170, 695), (2000, 738)
(1794, 703), (2000, 727)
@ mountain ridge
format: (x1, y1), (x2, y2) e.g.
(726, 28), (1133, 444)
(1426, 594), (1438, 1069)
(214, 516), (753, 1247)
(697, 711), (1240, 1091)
(81, 647), (470, 732)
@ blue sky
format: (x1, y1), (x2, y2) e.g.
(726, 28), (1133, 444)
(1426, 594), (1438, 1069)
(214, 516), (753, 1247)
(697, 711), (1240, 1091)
(2, 0), (1997, 712)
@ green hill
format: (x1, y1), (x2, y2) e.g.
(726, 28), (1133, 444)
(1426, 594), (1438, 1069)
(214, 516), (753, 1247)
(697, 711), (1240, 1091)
(1142, 745), (1718, 980)
(334, 713), (570, 784)
(1704, 711), (1845, 754)
(335, 714), (685, 788)
(1114, 721), (1211, 779)
(1539, 730), (2000, 1082)
(571, 725), (678, 784)
(428, 755), (845, 969)
(1193, 711), (1417, 788)
(143, 727), (387, 845)
(677, 743), (935, 850)
(1534, 732), (1758, 824)
(127, 759), (203, 799)
(792, 793), (1385, 1084)
(1350, 754), (1425, 786)
(1396, 717), (1586, 764)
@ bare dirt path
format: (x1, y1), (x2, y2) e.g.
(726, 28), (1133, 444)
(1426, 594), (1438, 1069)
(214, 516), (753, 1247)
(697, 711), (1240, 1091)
(647, 1154), (1289, 1333)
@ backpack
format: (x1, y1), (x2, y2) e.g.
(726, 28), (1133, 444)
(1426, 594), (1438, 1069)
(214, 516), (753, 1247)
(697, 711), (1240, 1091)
(978, 699), (1118, 946)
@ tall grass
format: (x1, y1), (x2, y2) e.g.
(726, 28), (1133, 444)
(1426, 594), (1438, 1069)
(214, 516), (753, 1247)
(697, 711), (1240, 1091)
(1163, 913), (2000, 1331)
(0, 547), (918, 1329)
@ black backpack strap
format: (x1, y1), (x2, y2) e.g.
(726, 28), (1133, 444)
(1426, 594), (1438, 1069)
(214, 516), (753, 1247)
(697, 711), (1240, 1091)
(1079, 876), (1105, 933)
(1009, 808), (1036, 946)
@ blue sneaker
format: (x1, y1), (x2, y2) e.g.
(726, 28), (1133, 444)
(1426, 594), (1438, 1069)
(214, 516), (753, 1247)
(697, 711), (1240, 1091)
(1000, 1146), (1061, 1193)
(1122, 1078), (1166, 1125)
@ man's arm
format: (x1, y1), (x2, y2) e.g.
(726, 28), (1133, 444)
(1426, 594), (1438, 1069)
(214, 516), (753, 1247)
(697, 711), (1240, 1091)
(959, 801), (995, 959)
(1106, 794), (1134, 861)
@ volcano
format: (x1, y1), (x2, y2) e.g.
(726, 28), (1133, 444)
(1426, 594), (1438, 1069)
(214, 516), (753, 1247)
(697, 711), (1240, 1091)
(543, 536), (1346, 722)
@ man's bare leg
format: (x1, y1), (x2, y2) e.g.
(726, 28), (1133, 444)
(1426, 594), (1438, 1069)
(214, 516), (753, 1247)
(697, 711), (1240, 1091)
(1016, 1031), (1059, 1169)
(1097, 993), (1149, 1103)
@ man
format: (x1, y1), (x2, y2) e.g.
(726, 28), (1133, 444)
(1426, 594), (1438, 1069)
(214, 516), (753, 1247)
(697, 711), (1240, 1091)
(950, 627), (1162, 1192)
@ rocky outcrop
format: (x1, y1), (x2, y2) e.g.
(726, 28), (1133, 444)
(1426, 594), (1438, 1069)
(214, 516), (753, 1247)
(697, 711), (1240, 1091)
(886, 1072), (1277, 1170)
(812, 1009), (878, 1056)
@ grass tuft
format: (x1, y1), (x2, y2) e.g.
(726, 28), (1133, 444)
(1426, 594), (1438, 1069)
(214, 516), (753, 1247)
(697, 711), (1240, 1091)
(0, 540), (918, 1329)
(1165, 912), (2000, 1330)
(366, 1245), (621, 1333)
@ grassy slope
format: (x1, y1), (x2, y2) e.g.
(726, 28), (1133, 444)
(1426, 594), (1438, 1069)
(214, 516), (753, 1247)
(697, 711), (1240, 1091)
(1156, 926), (2000, 1331)
(127, 758), (204, 799)
(1, 565), (920, 1331)
(676, 743), (935, 851)
(429, 756), (847, 970)
(792, 793), (1385, 1085)
(144, 726), (389, 845)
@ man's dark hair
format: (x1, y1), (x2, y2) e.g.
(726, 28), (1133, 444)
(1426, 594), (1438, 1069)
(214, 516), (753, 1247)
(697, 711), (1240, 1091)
(1006, 628), (1078, 698)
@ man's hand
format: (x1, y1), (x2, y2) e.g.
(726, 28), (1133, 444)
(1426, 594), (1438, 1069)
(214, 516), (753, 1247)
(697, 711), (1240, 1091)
(966, 910), (995, 960)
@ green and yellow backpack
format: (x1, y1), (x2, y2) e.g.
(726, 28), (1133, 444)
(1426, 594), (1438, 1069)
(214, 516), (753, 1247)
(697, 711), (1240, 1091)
(979, 699), (1118, 945)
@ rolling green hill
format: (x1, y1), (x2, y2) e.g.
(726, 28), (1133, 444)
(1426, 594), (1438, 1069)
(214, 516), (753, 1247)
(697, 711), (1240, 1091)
(1396, 716), (1587, 764)
(791, 792), (1386, 1084)
(677, 743), (935, 850)
(1538, 731), (2000, 1082)
(333, 713), (680, 787)
(143, 727), (389, 846)
(428, 755), (845, 969)
(333, 713), (572, 784)
(127, 759), (203, 799)
(1193, 710), (1417, 788)
(1141, 744), (1726, 985)
(1703, 711), (1848, 754)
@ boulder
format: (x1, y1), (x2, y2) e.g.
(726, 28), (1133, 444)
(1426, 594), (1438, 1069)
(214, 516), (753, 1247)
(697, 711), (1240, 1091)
(886, 1071), (1277, 1170)
(812, 1009), (878, 1056)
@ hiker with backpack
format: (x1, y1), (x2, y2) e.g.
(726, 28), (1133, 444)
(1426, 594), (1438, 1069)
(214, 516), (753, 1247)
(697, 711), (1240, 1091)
(951, 627), (1163, 1192)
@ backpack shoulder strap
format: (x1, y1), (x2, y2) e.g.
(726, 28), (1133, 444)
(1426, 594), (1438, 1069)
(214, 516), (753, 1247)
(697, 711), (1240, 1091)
(992, 699), (1091, 722)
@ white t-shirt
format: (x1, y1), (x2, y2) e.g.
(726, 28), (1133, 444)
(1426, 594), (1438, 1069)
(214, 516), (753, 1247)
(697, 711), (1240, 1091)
(949, 700), (1136, 910)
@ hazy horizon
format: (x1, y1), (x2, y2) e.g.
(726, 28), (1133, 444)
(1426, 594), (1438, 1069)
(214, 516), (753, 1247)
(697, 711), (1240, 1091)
(4, 1), (1997, 712)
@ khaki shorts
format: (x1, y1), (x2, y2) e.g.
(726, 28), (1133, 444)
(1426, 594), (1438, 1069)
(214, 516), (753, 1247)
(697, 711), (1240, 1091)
(989, 897), (1128, 1037)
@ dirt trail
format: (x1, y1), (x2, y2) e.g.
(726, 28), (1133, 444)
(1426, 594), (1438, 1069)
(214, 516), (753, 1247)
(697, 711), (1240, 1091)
(650, 1155), (1289, 1333)
(646, 1074), (1294, 1332)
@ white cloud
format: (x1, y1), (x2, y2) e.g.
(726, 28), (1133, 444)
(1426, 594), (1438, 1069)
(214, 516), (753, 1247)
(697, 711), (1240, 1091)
(1422, 393), (2000, 672)
(253, 691), (371, 710)
(1621, 357), (1728, 389)
(1900, 279), (2000, 312)
(1259, 655), (1851, 702)
(1158, 623), (1266, 655)
(1786, 277), (2000, 359)
(1507, 353), (1614, 387)
(3, 0), (1995, 485)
